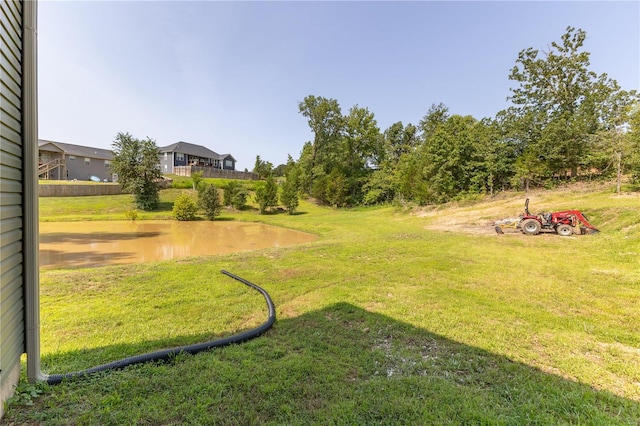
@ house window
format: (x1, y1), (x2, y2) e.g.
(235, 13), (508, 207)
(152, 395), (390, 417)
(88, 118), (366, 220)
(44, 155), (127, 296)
(176, 153), (184, 161)
(225, 159), (233, 168)
(164, 152), (167, 160)
(104, 160), (111, 168)
(69, 156), (76, 161)
(164, 164), (168, 171)
(84, 158), (91, 165)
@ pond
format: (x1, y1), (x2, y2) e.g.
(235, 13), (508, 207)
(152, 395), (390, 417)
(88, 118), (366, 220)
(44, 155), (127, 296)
(39, 220), (317, 268)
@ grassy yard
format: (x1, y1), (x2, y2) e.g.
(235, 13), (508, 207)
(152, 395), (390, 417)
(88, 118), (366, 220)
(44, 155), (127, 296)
(5, 183), (640, 424)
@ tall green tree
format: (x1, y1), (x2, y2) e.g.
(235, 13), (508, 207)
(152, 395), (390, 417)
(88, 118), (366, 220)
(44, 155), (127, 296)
(419, 103), (450, 141)
(477, 119), (519, 195)
(588, 121), (634, 193)
(625, 104), (640, 183)
(410, 106), (515, 203)
(419, 114), (482, 202)
(394, 151), (429, 205)
(296, 142), (314, 198)
(298, 96), (344, 194)
(298, 96), (384, 206)
(363, 122), (419, 205)
(380, 121), (418, 164)
(111, 132), (162, 211)
(273, 163), (287, 177)
(341, 105), (381, 204)
(499, 26), (637, 185)
(253, 155), (273, 179)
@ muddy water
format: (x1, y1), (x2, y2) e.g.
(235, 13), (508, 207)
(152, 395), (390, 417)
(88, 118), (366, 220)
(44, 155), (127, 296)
(39, 221), (317, 268)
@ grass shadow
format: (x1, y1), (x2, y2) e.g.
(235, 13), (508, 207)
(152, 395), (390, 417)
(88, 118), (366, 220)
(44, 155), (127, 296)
(152, 200), (174, 212)
(39, 231), (161, 244)
(239, 205), (259, 212)
(264, 208), (309, 216)
(39, 250), (137, 269)
(211, 216), (236, 222)
(13, 303), (640, 424)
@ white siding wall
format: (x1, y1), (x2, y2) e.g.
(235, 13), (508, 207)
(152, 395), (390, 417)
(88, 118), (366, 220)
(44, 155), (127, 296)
(0, 0), (25, 417)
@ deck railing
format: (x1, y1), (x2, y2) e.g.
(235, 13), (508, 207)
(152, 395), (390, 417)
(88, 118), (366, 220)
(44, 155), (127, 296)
(173, 166), (258, 180)
(38, 158), (66, 179)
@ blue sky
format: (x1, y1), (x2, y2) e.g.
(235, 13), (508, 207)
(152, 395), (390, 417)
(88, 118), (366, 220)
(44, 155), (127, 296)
(38, 1), (639, 170)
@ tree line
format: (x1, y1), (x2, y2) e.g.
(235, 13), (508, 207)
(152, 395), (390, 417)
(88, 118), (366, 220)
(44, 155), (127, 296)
(111, 27), (638, 213)
(259, 27), (639, 207)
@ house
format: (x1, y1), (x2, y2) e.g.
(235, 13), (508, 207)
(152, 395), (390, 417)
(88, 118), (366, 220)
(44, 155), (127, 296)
(1, 0), (41, 417)
(158, 141), (236, 175)
(38, 139), (115, 181)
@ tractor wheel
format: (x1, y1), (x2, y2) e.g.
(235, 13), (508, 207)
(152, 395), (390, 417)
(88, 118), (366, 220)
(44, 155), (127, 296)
(521, 219), (541, 235)
(556, 224), (573, 237)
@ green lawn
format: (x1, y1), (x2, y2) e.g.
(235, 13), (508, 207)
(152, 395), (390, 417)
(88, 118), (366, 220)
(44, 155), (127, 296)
(5, 183), (640, 424)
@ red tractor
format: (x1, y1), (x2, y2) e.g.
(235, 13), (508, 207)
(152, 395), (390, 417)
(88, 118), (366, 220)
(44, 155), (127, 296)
(495, 199), (599, 236)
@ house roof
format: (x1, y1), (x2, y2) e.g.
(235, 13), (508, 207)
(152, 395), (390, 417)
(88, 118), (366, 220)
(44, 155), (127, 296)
(38, 139), (235, 163)
(39, 139), (114, 160)
(158, 141), (226, 160)
(220, 154), (236, 162)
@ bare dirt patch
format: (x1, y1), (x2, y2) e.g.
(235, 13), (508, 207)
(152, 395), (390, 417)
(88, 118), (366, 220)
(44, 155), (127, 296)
(407, 180), (635, 236)
(413, 195), (527, 235)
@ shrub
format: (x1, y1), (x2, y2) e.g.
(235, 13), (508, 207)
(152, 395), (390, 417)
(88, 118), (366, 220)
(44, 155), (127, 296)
(198, 184), (222, 220)
(230, 189), (248, 210)
(124, 209), (138, 221)
(191, 171), (204, 190)
(324, 168), (349, 208)
(172, 192), (198, 221)
(223, 181), (239, 206)
(134, 180), (161, 211)
(255, 176), (278, 214)
(280, 177), (299, 214)
(224, 181), (248, 210)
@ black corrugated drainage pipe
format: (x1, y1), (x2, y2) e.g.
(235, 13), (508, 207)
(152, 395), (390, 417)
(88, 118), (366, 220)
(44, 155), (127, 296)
(45, 270), (275, 385)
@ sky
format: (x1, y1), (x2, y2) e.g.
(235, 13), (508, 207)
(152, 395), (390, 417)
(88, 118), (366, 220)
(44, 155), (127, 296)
(38, 1), (640, 171)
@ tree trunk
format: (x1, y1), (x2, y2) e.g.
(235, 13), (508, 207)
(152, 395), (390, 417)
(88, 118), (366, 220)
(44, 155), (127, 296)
(616, 151), (622, 195)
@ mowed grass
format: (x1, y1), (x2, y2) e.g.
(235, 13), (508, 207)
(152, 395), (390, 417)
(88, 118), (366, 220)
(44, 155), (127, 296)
(38, 189), (182, 221)
(5, 183), (640, 424)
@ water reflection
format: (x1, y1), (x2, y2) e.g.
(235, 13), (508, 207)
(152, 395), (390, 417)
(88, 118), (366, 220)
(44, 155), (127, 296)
(39, 221), (317, 268)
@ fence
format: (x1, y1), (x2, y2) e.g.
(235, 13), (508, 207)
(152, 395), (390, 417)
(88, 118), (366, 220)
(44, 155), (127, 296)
(173, 166), (259, 180)
(39, 184), (124, 197)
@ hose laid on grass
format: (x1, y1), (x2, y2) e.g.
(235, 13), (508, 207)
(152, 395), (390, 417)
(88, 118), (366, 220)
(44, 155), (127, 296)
(46, 270), (275, 385)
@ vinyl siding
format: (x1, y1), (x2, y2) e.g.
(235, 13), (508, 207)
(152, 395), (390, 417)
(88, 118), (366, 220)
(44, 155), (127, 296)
(65, 154), (114, 181)
(0, 0), (25, 408)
